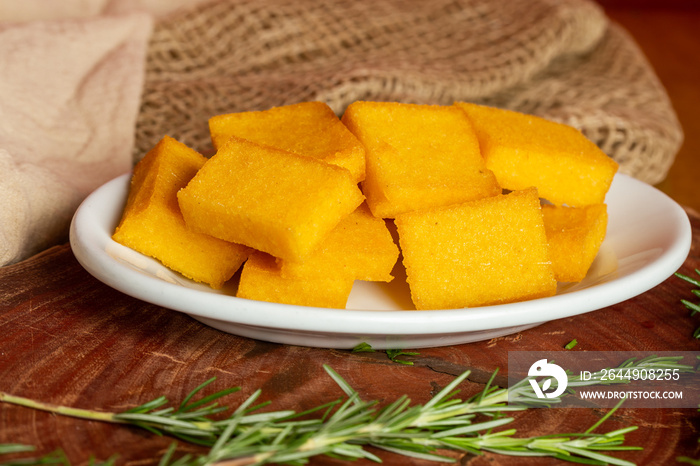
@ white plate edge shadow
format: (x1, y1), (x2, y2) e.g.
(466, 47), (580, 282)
(69, 173), (692, 349)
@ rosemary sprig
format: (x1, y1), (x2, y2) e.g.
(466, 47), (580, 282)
(676, 269), (700, 338)
(351, 342), (420, 365)
(386, 348), (420, 365)
(3, 356), (678, 466)
(0, 379), (244, 447)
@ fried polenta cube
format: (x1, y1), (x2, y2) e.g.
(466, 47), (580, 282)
(279, 203), (399, 282)
(542, 203), (608, 283)
(177, 136), (365, 262)
(395, 188), (556, 310)
(237, 251), (355, 308)
(454, 102), (618, 207)
(209, 101), (366, 182)
(112, 136), (250, 289)
(341, 101), (501, 218)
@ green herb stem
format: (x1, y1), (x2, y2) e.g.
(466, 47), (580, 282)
(0, 392), (118, 424)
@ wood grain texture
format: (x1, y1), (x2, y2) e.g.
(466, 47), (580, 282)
(1, 209), (699, 465)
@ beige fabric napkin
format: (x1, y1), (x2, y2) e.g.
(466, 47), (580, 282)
(0, 13), (153, 266)
(0, 1), (203, 22)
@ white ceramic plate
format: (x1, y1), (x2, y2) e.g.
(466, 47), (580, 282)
(70, 173), (692, 349)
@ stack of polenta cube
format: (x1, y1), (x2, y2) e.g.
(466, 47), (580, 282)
(112, 100), (618, 310)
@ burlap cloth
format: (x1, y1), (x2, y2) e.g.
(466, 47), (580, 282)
(0, 0), (684, 266)
(137, 0), (683, 181)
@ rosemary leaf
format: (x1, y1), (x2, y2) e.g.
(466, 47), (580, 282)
(676, 270), (700, 338)
(351, 342), (375, 353)
(0, 445), (35, 455)
(565, 339), (578, 350)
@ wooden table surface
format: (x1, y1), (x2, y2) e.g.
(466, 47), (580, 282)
(601, 2), (700, 214)
(2, 4), (700, 466)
